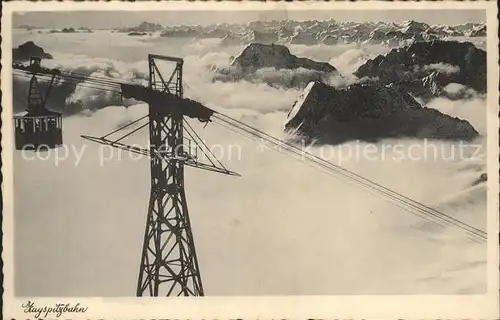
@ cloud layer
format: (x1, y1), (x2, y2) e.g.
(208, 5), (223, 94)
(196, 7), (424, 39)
(12, 33), (488, 296)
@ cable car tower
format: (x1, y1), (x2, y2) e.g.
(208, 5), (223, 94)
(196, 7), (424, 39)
(14, 54), (238, 296)
(82, 55), (239, 296)
(137, 55), (223, 296)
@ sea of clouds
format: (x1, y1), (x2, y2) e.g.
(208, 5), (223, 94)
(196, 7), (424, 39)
(12, 30), (488, 296)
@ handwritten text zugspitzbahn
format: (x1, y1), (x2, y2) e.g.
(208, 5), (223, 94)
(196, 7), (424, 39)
(21, 300), (88, 318)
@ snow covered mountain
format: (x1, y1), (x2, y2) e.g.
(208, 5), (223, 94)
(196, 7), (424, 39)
(231, 43), (337, 73)
(118, 21), (164, 33)
(355, 40), (486, 100)
(284, 81), (479, 145)
(212, 43), (338, 89)
(117, 19), (486, 46)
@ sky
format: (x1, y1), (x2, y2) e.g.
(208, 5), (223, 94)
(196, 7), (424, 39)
(13, 10), (486, 29)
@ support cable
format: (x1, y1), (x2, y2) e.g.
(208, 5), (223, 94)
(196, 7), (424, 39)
(211, 113), (487, 243)
(183, 119), (229, 172)
(13, 66), (486, 243)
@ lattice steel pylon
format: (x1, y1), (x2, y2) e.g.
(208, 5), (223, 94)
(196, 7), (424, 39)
(136, 55), (204, 296)
(79, 54), (238, 296)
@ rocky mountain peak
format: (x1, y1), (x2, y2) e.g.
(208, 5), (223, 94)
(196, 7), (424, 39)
(231, 43), (337, 74)
(284, 81), (478, 145)
(13, 41), (53, 62)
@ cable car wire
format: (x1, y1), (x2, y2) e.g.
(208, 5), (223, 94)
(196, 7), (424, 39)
(210, 113), (487, 242)
(14, 71), (123, 95)
(210, 117), (485, 244)
(12, 66), (487, 243)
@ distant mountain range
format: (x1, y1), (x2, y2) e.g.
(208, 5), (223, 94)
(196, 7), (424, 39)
(48, 27), (93, 34)
(115, 19), (486, 45)
(355, 40), (487, 100)
(16, 19), (486, 46)
(118, 22), (164, 33)
(12, 29), (486, 146)
(281, 39), (486, 145)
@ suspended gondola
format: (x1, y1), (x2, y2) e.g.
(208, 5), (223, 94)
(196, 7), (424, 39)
(13, 57), (62, 150)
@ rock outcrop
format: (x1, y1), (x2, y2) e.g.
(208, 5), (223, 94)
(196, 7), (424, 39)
(13, 41), (53, 62)
(49, 28), (80, 34)
(354, 40), (486, 99)
(61, 27), (77, 33)
(284, 81), (478, 145)
(231, 43), (338, 74)
(212, 43), (338, 89)
(128, 31), (148, 36)
(77, 27), (93, 33)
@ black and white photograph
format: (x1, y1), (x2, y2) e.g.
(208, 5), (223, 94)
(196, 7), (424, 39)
(1, 1), (498, 317)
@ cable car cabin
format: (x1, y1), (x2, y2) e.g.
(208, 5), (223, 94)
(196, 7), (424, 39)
(14, 111), (62, 150)
(13, 57), (63, 150)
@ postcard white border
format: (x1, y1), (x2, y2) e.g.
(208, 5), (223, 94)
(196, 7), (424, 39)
(2, 1), (499, 319)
